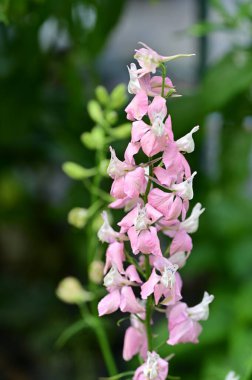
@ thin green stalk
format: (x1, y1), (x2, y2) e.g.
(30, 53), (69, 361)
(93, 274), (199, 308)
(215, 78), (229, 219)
(160, 63), (167, 98)
(84, 146), (118, 376)
(144, 255), (153, 351)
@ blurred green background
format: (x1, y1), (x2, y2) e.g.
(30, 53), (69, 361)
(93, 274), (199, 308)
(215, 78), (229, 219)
(0, 0), (252, 379)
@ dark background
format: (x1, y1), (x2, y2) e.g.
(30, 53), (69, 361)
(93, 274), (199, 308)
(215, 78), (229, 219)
(0, 0), (252, 379)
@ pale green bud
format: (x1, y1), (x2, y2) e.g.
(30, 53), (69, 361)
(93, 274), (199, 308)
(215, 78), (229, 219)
(98, 159), (110, 176)
(68, 207), (88, 228)
(87, 100), (104, 124)
(106, 110), (118, 125)
(62, 162), (96, 179)
(110, 123), (131, 139)
(81, 127), (105, 150)
(89, 260), (104, 284)
(95, 86), (109, 105)
(110, 84), (127, 109)
(92, 213), (104, 232)
(56, 277), (93, 304)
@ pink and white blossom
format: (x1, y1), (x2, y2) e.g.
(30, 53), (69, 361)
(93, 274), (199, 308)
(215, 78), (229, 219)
(118, 204), (163, 256)
(131, 97), (170, 157)
(133, 351), (168, 380)
(141, 257), (182, 305)
(98, 265), (144, 316)
(167, 292), (214, 345)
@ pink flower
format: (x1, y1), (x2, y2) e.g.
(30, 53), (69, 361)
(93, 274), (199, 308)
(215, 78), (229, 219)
(148, 188), (182, 221)
(141, 257), (182, 305)
(167, 292), (214, 345)
(107, 146), (147, 200)
(170, 230), (192, 255)
(133, 351), (168, 380)
(118, 203), (163, 256)
(134, 41), (194, 77)
(140, 74), (174, 97)
(123, 312), (147, 361)
(98, 265), (144, 316)
(104, 242), (125, 274)
(127, 62), (174, 97)
(125, 90), (148, 121)
(132, 96), (170, 157)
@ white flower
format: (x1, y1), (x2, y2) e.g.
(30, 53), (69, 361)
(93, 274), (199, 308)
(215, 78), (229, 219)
(180, 203), (205, 233)
(127, 63), (141, 94)
(225, 371), (240, 380)
(176, 126), (199, 153)
(188, 291), (214, 321)
(97, 211), (119, 243)
(143, 352), (160, 380)
(107, 147), (126, 179)
(160, 262), (178, 289)
(170, 172), (197, 200)
(134, 205), (152, 232)
(103, 266), (124, 288)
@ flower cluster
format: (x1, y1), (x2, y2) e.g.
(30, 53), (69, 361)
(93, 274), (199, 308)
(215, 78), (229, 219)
(98, 42), (214, 379)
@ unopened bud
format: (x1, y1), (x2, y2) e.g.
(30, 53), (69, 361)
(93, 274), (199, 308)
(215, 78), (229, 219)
(110, 84), (127, 109)
(68, 207), (88, 228)
(81, 127), (105, 150)
(99, 159), (110, 176)
(62, 162), (97, 180)
(87, 100), (104, 124)
(56, 277), (93, 304)
(89, 260), (104, 284)
(110, 123), (131, 139)
(95, 86), (109, 105)
(106, 110), (118, 125)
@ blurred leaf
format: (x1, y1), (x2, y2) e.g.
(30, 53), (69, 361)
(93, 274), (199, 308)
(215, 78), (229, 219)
(200, 50), (252, 111)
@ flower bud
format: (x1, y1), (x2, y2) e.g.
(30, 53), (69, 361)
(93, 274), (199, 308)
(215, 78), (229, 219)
(62, 162), (96, 180)
(110, 123), (131, 139)
(98, 159), (110, 177)
(56, 277), (93, 304)
(89, 260), (104, 284)
(81, 127), (105, 150)
(68, 207), (88, 229)
(106, 110), (118, 125)
(95, 86), (109, 105)
(110, 84), (127, 109)
(87, 100), (104, 124)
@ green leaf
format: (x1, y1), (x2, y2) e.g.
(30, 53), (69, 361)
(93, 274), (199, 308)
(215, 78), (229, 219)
(200, 50), (252, 111)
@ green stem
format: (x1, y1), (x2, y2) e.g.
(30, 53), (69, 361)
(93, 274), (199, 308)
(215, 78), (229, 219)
(144, 158), (153, 203)
(160, 63), (167, 98)
(84, 146), (118, 376)
(144, 255), (153, 351)
(93, 318), (118, 376)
